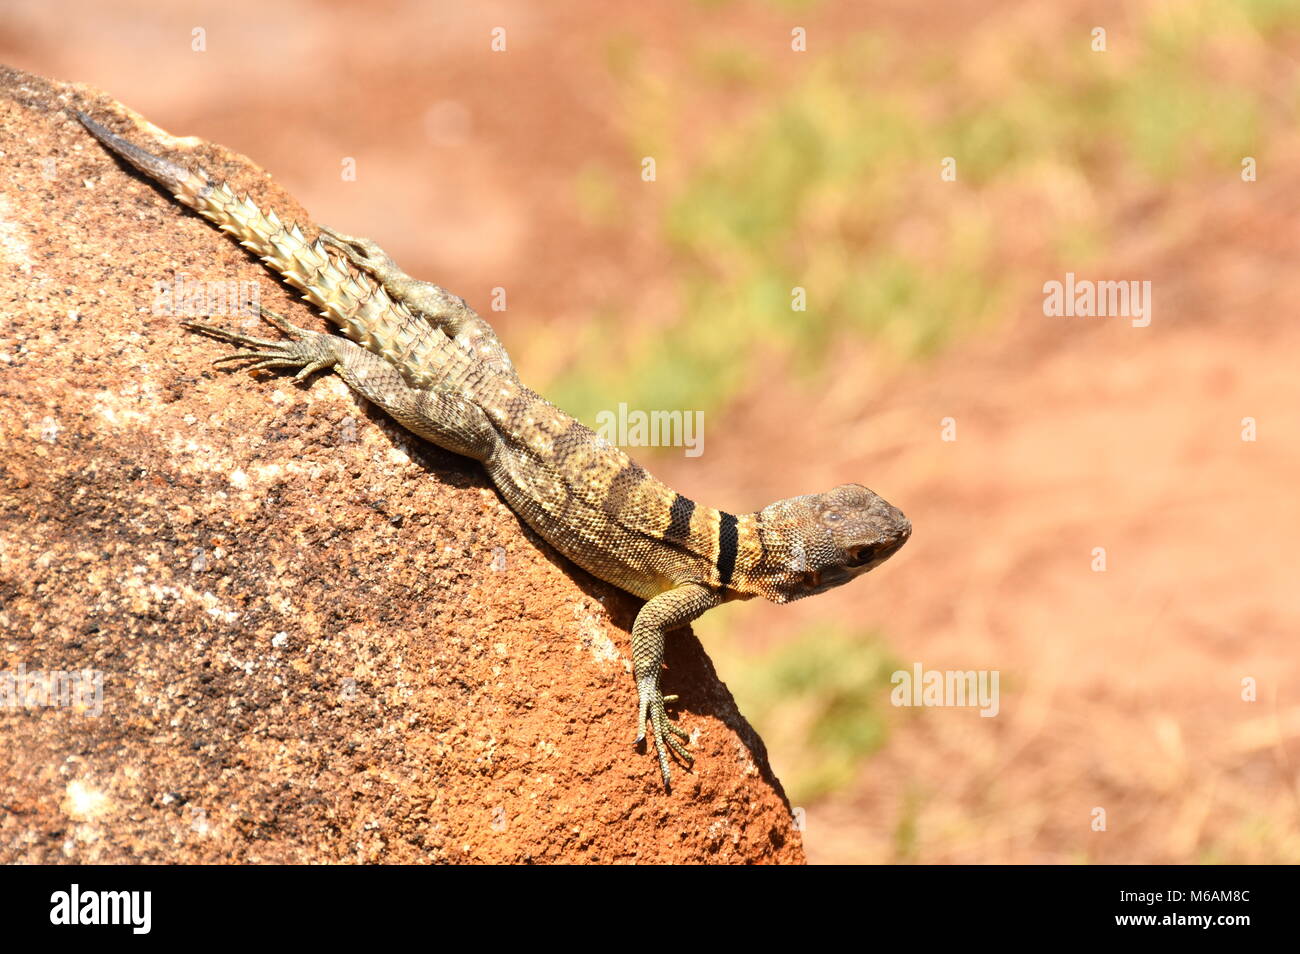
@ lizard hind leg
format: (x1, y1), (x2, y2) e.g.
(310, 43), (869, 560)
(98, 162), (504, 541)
(316, 226), (398, 273)
(317, 225), (517, 378)
(188, 306), (498, 463)
(183, 306), (339, 380)
(318, 225), (461, 318)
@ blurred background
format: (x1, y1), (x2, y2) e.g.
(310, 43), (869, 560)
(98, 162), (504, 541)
(6, 0), (1299, 862)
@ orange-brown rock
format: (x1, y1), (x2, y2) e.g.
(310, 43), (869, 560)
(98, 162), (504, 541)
(0, 65), (803, 863)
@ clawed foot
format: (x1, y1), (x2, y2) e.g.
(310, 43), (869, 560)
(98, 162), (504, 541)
(183, 307), (338, 380)
(636, 677), (692, 789)
(318, 225), (397, 275)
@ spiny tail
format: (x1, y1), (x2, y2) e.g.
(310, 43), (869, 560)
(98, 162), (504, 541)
(76, 112), (462, 388)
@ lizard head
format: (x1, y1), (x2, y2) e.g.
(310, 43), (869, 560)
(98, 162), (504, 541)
(746, 483), (911, 604)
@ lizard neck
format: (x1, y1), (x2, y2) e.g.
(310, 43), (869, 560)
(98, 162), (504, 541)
(675, 503), (765, 596)
(712, 509), (812, 603)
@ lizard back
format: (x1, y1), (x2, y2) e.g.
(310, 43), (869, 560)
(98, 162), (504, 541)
(476, 380), (756, 601)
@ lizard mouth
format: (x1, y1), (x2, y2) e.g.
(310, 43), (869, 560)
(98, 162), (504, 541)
(847, 543), (896, 568)
(802, 549), (892, 593)
(804, 565), (856, 592)
(846, 545), (874, 567)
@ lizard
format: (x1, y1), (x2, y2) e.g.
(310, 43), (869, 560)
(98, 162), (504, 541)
(75, 110), (912, 790)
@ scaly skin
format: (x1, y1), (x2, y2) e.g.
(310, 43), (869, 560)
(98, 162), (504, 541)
(78, 112), (912, 790)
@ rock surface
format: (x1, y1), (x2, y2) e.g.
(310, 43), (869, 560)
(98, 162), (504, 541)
(0, 66), (803, 863)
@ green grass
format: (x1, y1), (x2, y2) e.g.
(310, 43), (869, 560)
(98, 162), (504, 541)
(708, 620), (900, 802)
(545, 1), (1298, 426)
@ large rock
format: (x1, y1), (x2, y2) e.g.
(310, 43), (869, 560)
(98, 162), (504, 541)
(0, 66), (802, 863)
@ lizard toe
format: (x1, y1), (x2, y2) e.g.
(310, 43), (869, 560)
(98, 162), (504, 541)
(637, 680), (692, 789)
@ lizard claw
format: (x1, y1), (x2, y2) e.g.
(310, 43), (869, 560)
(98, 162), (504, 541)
(636, 677), (692, 789)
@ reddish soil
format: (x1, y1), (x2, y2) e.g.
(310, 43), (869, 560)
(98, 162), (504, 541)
(4, 1), (1296, 863)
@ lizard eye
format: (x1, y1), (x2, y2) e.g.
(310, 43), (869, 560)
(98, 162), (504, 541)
(820, 510), (843, 527)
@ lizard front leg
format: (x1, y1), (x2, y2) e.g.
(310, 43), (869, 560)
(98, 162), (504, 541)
(317, 226), (517, 379)
(632, 582), (724, 789)
(185, 308), (498, 461)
